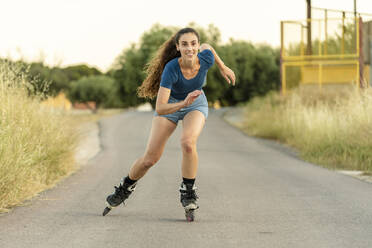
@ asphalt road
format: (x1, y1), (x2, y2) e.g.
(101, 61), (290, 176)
(1, 109), (372, 248)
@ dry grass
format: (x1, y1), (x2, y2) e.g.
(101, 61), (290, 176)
(242, 86), (372, 172)
(0, 61), (78, 212)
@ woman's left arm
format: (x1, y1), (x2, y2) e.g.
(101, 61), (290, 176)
(200, 43), (236, 86)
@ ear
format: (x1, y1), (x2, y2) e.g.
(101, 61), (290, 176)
(176, 44), (179, 51)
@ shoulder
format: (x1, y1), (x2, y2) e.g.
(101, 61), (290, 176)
(164, 57), (179, 71)
(160, 57), (179, 86)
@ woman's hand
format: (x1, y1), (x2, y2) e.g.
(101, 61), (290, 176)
(219, 65), (236, 86)
(183, 90), (202, 107)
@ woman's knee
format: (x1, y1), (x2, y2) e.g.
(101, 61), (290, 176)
(181, 138), (196, 154)
(141, 154), (161, 169)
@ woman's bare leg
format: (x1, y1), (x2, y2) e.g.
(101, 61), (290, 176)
(128, 116), (177, 180)
(180, 111), (205, 179)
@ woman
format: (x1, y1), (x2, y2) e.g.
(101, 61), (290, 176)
(103, 27), (235, 221)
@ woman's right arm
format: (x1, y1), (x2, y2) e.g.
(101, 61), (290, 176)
(155, 87), (202, 115)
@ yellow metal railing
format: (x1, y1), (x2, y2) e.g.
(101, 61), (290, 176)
(281, 17), (362, 94)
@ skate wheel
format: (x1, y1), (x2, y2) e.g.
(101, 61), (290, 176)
(185, 210), (195, 222)
(102, 207), (111, 216)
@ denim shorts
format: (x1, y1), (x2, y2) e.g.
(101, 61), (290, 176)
(154, 92), (208, 124)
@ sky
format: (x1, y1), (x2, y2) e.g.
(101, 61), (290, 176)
(1, 0), (372, 72)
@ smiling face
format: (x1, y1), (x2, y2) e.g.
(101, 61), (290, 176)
(176, 32), (200, 62)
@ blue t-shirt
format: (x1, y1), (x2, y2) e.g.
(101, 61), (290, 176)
(160, 49), (215, 100)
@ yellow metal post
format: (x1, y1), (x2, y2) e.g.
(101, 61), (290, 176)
(356, 17), (359, 57)
(319, 63), (323, 90)
(280, 21), (286, 94)
(356, 62), (360, 87)
(300, 25), (305, 85)
(318, 20), (322, 90)
(370, 40), (372, 87)
(324, 10), (328, 55)
(356, 17), (360, 88)
(282, 63), (286, 95)
(301, 25), (304, 56)
(318, 20), (322, 56)
(281, 21), (285, 57)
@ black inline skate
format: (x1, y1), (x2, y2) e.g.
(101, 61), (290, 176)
(179, 182), (199, 222)
(102, 179), (136, 216)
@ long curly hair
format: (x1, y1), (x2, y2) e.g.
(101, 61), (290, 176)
(137, 27), (200, 99)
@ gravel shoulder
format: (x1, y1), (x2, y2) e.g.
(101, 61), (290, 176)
(74, 121), (101, 167)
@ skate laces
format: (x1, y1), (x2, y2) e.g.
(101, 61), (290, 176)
(184, 190), (198, 200)
(180, 184), (198, 200)
(114, 183), (136, 199)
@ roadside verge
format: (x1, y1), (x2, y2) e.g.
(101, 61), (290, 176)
(222, 106), (372, 184)
(74, 121), (101, 167)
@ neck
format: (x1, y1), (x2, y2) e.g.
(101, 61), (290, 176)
(179, 57), (198, 69)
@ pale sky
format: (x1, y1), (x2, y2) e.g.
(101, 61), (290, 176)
(1, 0), (372, 72)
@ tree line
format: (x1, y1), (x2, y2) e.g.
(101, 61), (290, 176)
(2, 23), (280, 108)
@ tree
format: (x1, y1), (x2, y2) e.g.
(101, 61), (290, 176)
(27, 62), (102, 96)
(68, 75), (119, 108)
(63, 64), (102, 82)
